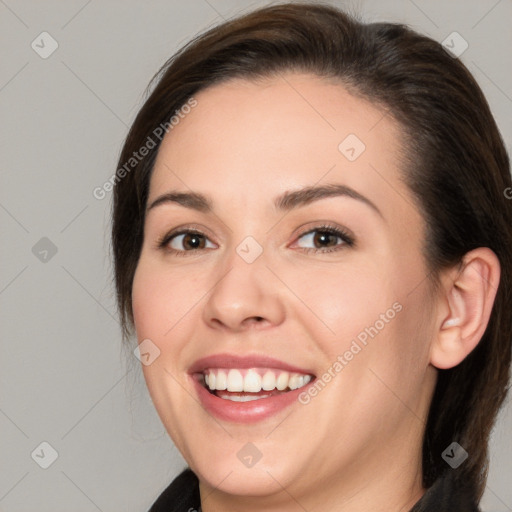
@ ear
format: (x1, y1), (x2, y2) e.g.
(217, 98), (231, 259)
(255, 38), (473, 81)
(430, 247), (500, 370)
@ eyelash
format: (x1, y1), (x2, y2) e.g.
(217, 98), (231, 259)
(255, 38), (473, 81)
(156, 223), (355, 257)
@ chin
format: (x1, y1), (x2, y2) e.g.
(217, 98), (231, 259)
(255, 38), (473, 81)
(194, 459), (296, 497)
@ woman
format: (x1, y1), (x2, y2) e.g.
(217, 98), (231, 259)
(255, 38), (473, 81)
(111, 3), (512, 511)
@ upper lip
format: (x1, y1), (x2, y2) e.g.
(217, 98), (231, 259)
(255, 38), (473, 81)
(188, 353), (315, 375)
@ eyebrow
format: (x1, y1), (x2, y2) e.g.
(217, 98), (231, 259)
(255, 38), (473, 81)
(146, 183), (383, 219)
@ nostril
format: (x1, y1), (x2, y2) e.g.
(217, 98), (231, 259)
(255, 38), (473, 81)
(245, 316), (264, 325)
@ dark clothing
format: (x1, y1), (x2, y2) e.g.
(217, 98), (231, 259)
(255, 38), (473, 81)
(149, 468), (201, 512)
(148, 467), (480, 512)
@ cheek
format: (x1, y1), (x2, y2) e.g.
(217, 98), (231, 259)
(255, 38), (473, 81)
(305, 257), (432, 381)
(131, 262), (165, 338)
(131, 259), (201, 340)
(131, 256), (220, 412)
(290, 260), (400, 348)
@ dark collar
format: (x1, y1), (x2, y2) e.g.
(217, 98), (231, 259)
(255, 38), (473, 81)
(148, 467), (480, 512)
(148, 468), (200, 512)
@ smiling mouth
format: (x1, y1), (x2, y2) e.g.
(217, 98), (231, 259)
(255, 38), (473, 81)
(198, 367), (315, 402)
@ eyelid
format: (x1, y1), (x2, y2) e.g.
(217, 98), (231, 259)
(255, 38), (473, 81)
(160, 223), (216, 240)
(154, 223), (218, 250)
(156, 221), (355, 254)
(291, 221), (355, 246)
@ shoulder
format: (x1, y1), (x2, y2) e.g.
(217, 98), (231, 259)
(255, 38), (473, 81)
(148, 467), (200, 512)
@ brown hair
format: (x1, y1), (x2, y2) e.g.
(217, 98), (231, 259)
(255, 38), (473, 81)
(111, 1), (512, 499)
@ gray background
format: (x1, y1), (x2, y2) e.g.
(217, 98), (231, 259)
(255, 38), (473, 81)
(1, 0), (511, 510)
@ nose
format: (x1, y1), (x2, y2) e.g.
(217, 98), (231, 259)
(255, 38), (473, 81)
(202, 249), (286, 332)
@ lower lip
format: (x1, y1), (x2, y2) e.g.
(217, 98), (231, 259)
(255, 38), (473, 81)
(191, 375), (313, 424)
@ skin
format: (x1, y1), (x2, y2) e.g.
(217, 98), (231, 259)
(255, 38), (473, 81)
(131, 72), (497, 511)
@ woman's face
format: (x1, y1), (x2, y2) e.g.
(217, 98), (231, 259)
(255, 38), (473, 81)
(132, 73), (438, 504)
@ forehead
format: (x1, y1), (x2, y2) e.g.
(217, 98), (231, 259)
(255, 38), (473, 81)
(149, 72), (415, 222)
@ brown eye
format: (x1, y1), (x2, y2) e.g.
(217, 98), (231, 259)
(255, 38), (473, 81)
(295, 226), (354, 253)
(312, 231), (339, 248)
(175, 233), (206, 250)
(160, 230), (215, 254)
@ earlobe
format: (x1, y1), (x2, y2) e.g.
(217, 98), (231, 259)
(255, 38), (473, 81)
(430, 248), (500, 370)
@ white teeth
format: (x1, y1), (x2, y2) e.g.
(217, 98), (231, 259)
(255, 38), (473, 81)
(215, 370), (227, 390)
(226, 369), (244, 392)
(276, 371), (289, 390)
(262, 370), (276, 391)
(216, 392), (272, 402)
(203, 368), (313, 393)
(243, 369), (262, 392)
(288, 374), (300, 390)
(207, 372), (216, 391)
